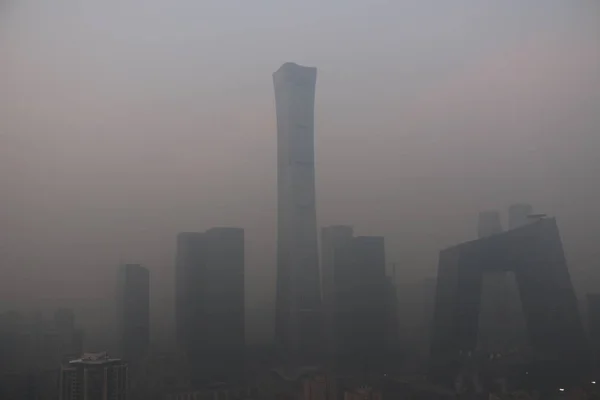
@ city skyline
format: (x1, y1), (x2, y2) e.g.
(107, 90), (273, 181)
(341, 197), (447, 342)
(2, 3), (599, 327)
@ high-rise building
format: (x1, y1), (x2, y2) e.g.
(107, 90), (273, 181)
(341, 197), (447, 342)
(0, 310), (84, 400)
(320, 226), (354, 358)
(59, 352), (128, 400)
(117, 264), (150, 365)
(175, 232), (205, 354)
(587, 293), (600, 368)
(336, 236), (389, 370)
(174, 228), (245, 384)
(477, 209), (530, 357)
(430, 217), (589, 388)
(320, 228), (395, 372)
(273, 62), (322, 363)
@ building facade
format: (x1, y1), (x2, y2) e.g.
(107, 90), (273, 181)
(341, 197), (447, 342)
(320, 225), (354, 359)
(430, 217), (589, 388)
(175, 228), (245, 384)
(273, 62), (322, 363)
(117, 264), (150, 364)
(59, 352), (127, 400)
(320, 229), (396, 372)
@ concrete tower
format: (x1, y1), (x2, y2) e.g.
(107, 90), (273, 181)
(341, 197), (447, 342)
(117, 264), (150, 365)
(273, 62), (322, 363)
(174, 228), (245, 384)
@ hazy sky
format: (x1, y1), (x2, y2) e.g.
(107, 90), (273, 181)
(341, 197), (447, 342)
(1, 2), (600, 333)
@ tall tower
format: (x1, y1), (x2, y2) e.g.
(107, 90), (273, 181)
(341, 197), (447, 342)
(273, 62), (322, 363)
(174, 228), (245, 384)
(117, 264), (150, 365)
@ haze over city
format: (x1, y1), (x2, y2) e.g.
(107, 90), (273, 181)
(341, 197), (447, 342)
(1, 0), (600, 353)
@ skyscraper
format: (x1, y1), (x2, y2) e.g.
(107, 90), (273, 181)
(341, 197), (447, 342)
(273, 62), (322, 363)
(430, 217), (589, 387)
(587, 293), (600, 368)
(320, 228), (396, 372)
(175, 232), (205, 354)
(117, 264), (150, 365)
(334, 236), (389, 371)
(320, 226), (354, 359)
(174, 228), (245, 383)
(59, 352), (128, 400)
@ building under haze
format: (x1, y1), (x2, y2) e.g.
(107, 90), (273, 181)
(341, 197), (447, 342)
(430, 217), (589, 388)
(320, 225), (354, 361)
(116, 264), (150, 365)
(320, 228), (397, 372)
(273, 62), (322, 364)
(475, 210), (526, 357)
(587, 293), (600, 369)
(175, 228), (245, 384)
(59, 352), (127, 400)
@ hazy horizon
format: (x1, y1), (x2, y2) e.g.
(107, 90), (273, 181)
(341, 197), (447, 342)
(1, 1), (600, 343)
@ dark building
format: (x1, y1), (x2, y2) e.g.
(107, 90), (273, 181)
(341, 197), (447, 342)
(430, 217), (589, 388)
(273, 62), (322, 364)
(175, 232), (205, 354)
(59, 352), (128, 400)
(475, 210), (526, 356)
(117, 264), (150, 365)
(587, 293), (600, 369)
(175, 228), (245, 384)
(320, 229), (396, 372)
(320, 225), (354, 359)
(0, 310), (84, 400)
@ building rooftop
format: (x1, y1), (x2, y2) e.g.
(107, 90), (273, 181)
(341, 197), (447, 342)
(69, 352), (122, 365)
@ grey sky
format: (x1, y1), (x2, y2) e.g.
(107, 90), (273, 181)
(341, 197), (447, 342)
(1, 2), (599, 340)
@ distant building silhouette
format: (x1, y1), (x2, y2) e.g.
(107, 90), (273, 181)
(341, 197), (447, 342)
(59, 352), (127, 400)
(430, 217), (589, 388)
(320, 228), (397, 373)
(175, 228), (245, 384)
(0, 310), (84, 399)
(273, 62), (322, 364)
(475, 210), (527, 357)
(320, 225), (354, 359)
(587, 293), (600, 369)
(116, 264), (150, 365)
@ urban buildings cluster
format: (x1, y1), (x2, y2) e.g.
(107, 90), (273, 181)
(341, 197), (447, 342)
(1, 62), (600, 400)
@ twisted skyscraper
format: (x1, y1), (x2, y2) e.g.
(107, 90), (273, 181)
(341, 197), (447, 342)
(273, 63), (322, 364)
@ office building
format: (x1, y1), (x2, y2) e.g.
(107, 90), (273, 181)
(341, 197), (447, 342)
(430, 217), (589, 388)
(475, 210), (526, 355)
(117, 264), (150, 364)
(0, 310), (84, 400)
(175, 228), (245, 384)
(59, 352), (127, 400)
(320, 225), (354, 358)
(273, 62), (322, 363)
(320, 228), (395, 371)
(587, 293), (600, 367)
